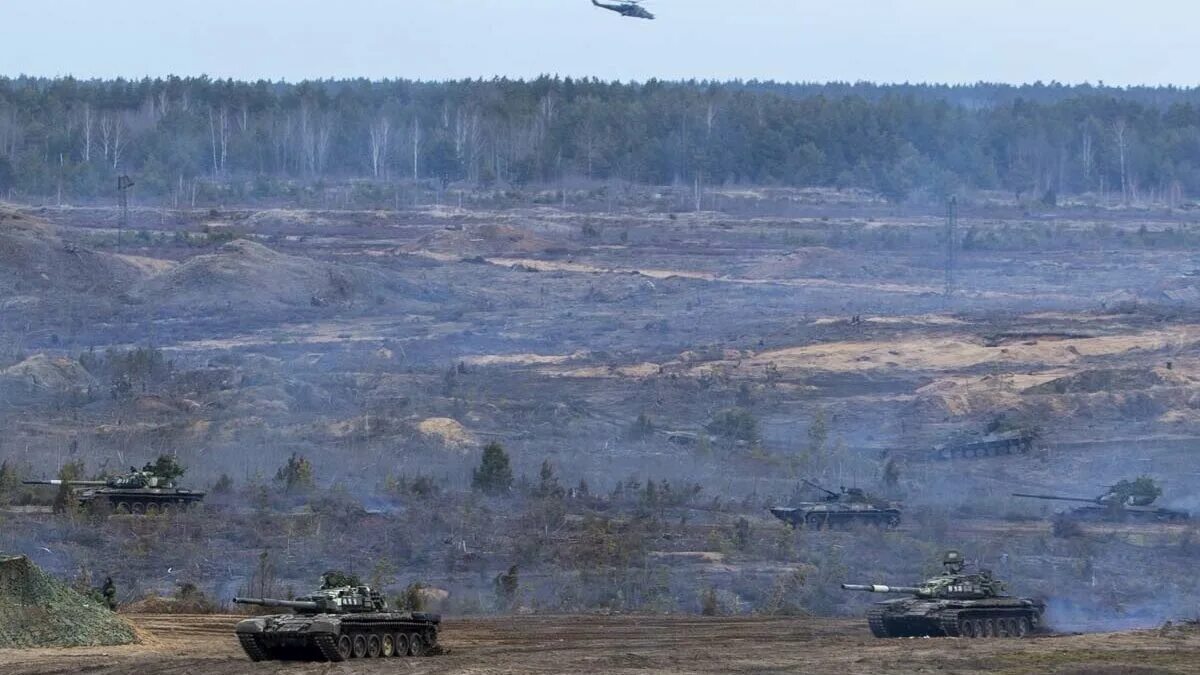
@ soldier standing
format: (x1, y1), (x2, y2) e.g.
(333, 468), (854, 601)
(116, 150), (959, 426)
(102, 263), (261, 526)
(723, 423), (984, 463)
(101, 576), (117, 610)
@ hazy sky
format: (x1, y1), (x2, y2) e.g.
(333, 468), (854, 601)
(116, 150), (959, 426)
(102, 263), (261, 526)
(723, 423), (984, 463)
(2, 0), (1196, 85)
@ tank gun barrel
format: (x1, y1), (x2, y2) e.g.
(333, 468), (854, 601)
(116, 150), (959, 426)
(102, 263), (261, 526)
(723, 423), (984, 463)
(801, 477), (839, 498)
(22, 479), (107, 486)
(233, 597), (321, 611)
(841, 583), (921, 594)
(1011, 492), (1098, 504)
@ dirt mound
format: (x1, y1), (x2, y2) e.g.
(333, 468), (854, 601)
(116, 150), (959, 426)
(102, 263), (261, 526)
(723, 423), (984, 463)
(0, 354), (96, 395)
(0, 207), (144, 297)
(410, 223), (557, 257)
(133, 240), (381, 314)
(1024, 368), (1191, 395)
(242, 209), (336, 230)
(917, 367), (1198, 421)
(417, 417), (476, 450)
(0, 555), (137, 648)
(741, 247), (851, 279)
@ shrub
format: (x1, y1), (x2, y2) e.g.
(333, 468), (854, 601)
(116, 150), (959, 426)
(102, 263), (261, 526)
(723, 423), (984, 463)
(1052, 515), (1084, 538)
(211, 473), (234, 495)
(706, 407), (760, 444)
(53, 461), (85, 514)
(733, 517), (752, 552)
(628, 412), (655, 440)
(493, 565), (519, 611)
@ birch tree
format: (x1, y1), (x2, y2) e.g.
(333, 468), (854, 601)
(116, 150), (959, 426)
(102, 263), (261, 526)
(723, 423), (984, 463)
(1112, 117), (1129, 204)
(209, 105), (230, 178)
(369, 116), (391, 178)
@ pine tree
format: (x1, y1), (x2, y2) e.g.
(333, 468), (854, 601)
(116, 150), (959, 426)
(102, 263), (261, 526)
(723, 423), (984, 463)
(150, 455), (186, 484)
(472, 442), (514, 495)
(275, 453), (315, 493)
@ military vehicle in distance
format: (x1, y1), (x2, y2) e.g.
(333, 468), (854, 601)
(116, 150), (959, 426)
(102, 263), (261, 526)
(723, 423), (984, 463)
(769, 479), (901, 530)
(842, 550), (1044, 638)
(23, 464), (204, 514)
(933, 428), (1038, 460)
(1012, 476), (1188, 522)
(591, 0), (655, 20)
(234, 580), (440, 662)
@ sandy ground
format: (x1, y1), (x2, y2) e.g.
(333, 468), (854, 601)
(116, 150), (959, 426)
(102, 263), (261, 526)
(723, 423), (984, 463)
(4, 614), (1200, 675)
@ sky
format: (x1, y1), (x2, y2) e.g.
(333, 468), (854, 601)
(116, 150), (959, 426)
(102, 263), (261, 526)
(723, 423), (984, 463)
(1, 0), (1197, 85)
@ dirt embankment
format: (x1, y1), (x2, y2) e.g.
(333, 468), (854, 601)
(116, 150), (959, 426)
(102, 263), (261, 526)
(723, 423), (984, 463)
(3, 613), (1199, 675)
(0, 207), (149, 302)
(132, 239), (390, 314)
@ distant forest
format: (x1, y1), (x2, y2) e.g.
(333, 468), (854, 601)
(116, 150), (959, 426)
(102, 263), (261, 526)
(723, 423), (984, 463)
(1, 77), (1198, 204)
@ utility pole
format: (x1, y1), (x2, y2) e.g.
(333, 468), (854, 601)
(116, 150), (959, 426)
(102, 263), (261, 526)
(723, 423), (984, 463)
(945, 196), (957, 298)
(117, 175), (134, 251)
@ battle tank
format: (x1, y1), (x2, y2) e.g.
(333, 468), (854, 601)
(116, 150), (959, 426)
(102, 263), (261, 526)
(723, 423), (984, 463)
(933, 428), (1038, 461)
(842, 550), (1044, 638)
(233, 578), (440, 662)
(23, 464), (204, 514)
(769, 478), (901, 529)
(1012, 476), (1189, 523)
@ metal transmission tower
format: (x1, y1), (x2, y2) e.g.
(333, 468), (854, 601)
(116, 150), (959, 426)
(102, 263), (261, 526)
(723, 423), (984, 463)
(117, 175), (134, 250)
(944, 196), (958, 297)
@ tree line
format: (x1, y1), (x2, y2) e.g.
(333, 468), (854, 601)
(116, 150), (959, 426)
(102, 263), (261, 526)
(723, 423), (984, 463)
(0, 76), (1198, 204)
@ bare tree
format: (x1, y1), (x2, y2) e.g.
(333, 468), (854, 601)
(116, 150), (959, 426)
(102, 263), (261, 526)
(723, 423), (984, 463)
(208, 105), (230, 178)
(412, 116), (421, 181)
(1080, 118), (1094, 191)
(81, 103), (93, 163)
(453, 107), (483, 183)
(0, 106), (22, 158)
(1112, 117), (1130, 204)
(299, 103), (333, 176)
(369, 116), (391, 179)
(99, 113), (128, 170)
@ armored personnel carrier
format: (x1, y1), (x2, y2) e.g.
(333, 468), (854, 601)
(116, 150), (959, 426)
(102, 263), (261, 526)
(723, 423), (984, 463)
(933, 429), (1038, 461)
(1012, 476), (1189, 523)
(769, 479), (901, 529)
(842, 550), (1044, 638)
(234, 577), (440, 662)
(23, 464), (204, 514)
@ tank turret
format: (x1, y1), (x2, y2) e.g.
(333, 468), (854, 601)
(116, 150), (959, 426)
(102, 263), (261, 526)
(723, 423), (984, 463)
(234, 579), (440, 662)
(234, 584), (386, 615)
(841, 550), (1043, 638)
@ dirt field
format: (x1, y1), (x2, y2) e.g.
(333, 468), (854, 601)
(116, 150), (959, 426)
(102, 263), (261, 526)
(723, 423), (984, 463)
(4, 614), (1200, 675)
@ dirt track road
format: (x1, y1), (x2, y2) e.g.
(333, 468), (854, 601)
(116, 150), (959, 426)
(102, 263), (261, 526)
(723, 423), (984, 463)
(5, 614), (1200, 675)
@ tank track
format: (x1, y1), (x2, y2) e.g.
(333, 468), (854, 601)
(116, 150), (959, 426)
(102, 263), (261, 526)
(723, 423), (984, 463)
(938, 609), (1038, 639)
(312, 633), (346, 662)
(804, 512), (901, 530)
(866, 608), (890, 637)
(938, 612), (963, 637)
(237, 634), (269, 662)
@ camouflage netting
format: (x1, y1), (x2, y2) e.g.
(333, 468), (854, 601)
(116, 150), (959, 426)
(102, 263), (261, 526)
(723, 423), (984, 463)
(0, 555), (137, 648)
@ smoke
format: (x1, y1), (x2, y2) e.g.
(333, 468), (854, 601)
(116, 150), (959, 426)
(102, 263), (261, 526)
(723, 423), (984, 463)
(1045, 595), (1199, 634)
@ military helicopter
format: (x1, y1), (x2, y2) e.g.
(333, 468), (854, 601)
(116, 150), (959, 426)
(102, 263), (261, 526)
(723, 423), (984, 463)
(592, 0), (656, 20)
